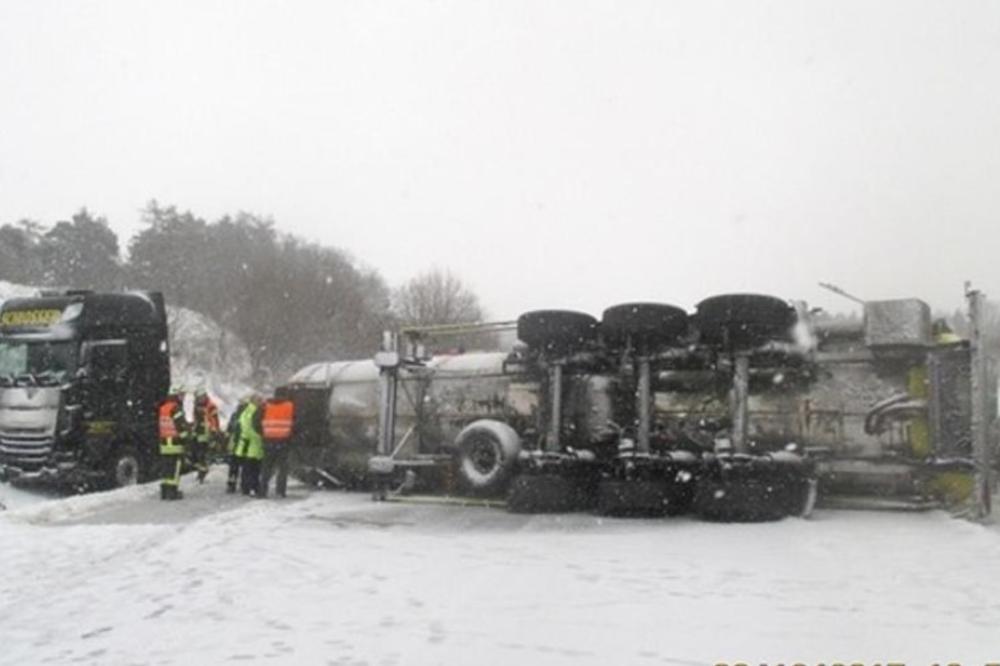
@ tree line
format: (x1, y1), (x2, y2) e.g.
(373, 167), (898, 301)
(0, 203), (492, 382)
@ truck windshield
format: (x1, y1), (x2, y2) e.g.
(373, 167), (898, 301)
(0, 340), (79, 383)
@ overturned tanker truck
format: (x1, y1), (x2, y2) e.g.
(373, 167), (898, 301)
(282, 293), (994, 521)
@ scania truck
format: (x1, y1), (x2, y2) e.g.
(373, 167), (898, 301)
(0, 290), (170, 489)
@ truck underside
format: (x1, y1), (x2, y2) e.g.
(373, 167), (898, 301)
(284, 293), (996, 521)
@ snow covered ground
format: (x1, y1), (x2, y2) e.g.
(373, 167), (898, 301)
(3, 477), (1000, 666)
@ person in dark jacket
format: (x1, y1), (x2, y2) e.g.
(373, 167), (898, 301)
(225, 398), (249, 494)
(191, 390), (220, 483)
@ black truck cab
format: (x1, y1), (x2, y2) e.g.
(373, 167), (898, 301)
(0, 291), (170, 488)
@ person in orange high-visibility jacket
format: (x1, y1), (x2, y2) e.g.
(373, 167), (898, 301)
(191, 390), (220, 483)
(158, 389), (190, 500)
(259, 397), (295, 498)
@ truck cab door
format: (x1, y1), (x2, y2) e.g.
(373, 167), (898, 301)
(80, 340), (130, 427)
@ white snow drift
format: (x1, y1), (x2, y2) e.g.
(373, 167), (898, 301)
(2, 476), (1000, 666)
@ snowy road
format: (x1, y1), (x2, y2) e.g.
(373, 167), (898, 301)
(2, 472), (1000, 666)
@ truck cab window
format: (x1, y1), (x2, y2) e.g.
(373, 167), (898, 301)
(0, 340), (78, 382)
(88, 342), (129, 384)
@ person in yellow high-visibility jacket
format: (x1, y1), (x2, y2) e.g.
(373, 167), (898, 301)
(234, 395), (265, 496)
(158, 389), (190, 500)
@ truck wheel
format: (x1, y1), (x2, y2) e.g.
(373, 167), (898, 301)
(597, 478), (670, 516)
(601, 303), (689, 351)
(692, 478), (783, 522)
(506, 473), (586, 513)
(771, 471), (818, 518)
(694, 294), (795, 350)
(517, 310), (598, 353)
(454, 420), (521, 495)
(106, 445), (141, 489)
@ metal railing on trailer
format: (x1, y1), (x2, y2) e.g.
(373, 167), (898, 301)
(369, 321), (518, 502)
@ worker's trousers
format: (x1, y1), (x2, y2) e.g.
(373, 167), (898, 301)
(260, 443), (290, 498)
(240, 458), (262, 496)
(226, 454), (242, 493)
(160, 453), (184, 500)
(190, 439), (209, 481)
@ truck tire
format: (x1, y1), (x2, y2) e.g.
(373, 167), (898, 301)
(597, 478), (671, 516)
(517, 310), (598, 353)
(601, 303), (688, 351)
(692, 454), (810, 521)
(506, 473), (588, 513)
(693, 478), (785, 522)
(454, 420), (521, 495)
(105, 445), (141, 489)
(694, 294), (795, 350)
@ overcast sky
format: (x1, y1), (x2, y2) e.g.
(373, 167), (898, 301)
(1, 1), (998, 320)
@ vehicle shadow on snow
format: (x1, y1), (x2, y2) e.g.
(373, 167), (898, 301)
(296, 492), (823, 534)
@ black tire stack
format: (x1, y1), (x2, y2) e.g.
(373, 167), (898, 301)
(505, 309), (600, 512)
(516, 309), (599, 354)
(496, 294), (815, 521)
(693, 293), (796, 350)
(691, 294), (813, 522)
(600, 302), (689, 352)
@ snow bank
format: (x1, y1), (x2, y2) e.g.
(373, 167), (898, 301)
(0, 481), (157, 523)
(0, 280), (37, 305)
(166, 305), (255, 414)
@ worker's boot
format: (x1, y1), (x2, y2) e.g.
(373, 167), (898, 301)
(160, 484), (183, 500)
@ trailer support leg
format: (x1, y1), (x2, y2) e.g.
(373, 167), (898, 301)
(636, 356), (652, 454)
(376, 331), (399, 458)
(546, 362), (564, 452)
(731, 353), (750, 454)
(967, 287), (993, 520)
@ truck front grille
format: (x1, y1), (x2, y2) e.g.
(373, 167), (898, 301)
(0, 434), (54, 469)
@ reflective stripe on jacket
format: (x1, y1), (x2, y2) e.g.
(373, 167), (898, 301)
(160, 439), (185, 456)
(262, 399), (295, 442)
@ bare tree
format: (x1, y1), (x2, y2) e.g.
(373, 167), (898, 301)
(392, 268), (498, 351)
(393, 268), (485, 326)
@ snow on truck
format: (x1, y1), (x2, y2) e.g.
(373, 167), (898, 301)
(283, 292), (996, 521)
(0, 290), (170, 488)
